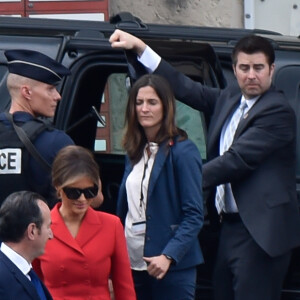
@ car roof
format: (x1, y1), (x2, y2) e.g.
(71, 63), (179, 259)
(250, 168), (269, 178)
(0, 12), (299, 51)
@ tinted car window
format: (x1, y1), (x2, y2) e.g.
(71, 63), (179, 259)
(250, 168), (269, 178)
(94, 72), (207, 160)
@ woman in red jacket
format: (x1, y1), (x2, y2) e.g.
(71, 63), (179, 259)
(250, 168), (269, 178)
(33, 145), (136, 300)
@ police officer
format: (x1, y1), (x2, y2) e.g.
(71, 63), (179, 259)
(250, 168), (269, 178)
(0, 49), (74, 208)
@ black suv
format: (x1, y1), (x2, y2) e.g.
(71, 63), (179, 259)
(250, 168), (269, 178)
(0, 12), (300, 300)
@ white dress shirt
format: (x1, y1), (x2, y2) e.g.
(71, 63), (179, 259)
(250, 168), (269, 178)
(1, 242), (31, 279)
(219, 95), (258, 212)
(138, 46), (161, 73)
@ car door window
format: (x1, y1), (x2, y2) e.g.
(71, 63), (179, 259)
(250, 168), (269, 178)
(95, 72), (207, 160)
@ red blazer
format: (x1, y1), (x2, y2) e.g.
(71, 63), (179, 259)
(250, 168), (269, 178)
(33, 203), (136, 300)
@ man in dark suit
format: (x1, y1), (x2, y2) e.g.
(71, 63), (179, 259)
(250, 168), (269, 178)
(109, 30), (300, 300)
(0, 191), (53, 300)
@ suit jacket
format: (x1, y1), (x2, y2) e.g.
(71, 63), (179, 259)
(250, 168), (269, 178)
(117, 138), (204, 270)
(155, 59), (300, 257)
(0, 251), (52, 300)
(33, 204), (136, 300)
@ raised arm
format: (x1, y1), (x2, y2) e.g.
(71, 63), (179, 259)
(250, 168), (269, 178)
(109, 29), (147, 57)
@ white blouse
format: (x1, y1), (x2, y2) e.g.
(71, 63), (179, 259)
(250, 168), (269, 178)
(125, 142), (159, 270)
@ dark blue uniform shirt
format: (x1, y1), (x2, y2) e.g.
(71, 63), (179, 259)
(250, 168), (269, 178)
(0, 111), (74, 207)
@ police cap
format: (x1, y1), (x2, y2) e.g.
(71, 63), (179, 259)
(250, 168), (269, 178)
(4, 49), (71, 85)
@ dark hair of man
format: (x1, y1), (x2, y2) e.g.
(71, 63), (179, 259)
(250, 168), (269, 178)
(231, 35), (275, 66)
(123, 74), (187, 165)
(0, 191), (46, 243)
(52, 145), (100, 189)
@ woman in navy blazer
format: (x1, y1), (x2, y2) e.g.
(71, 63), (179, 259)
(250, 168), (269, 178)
(117, 74), (204, 300)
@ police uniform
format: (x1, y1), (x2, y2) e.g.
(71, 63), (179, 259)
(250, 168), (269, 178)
(0, 49), (74, 208)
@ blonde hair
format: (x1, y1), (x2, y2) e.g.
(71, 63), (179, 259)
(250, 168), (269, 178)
(7, 73), (38, 99)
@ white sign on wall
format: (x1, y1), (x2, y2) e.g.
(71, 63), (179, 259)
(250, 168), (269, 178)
(244, 0), (300, 36)
(29, 13), (104, 21)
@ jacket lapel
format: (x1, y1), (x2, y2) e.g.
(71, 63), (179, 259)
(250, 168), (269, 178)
(147, 141), (169, 198)
(14, 271), (40, 300)
(0, 252), (40, 300)
(208, 93), (241, 155)
(75, 208), (102, 247)
(51, 205), (102, 252)
(234, 92), (264, 137)
(51, 205), (102, 254)
(51, 205), (84, 254)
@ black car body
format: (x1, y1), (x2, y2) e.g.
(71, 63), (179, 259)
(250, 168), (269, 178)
(0, 12), (300, 299)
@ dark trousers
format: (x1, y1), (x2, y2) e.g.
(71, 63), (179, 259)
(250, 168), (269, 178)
(213, 217), (291, 300)
(132, 267), (197, 300)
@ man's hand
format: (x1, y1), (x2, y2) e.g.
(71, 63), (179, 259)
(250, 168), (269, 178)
(109, 29), (147, 57)
(143, 255), (172, 280)
(90, 179), (104, 209)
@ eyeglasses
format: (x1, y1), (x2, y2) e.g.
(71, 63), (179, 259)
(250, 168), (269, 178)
(62, 185), (98, 200)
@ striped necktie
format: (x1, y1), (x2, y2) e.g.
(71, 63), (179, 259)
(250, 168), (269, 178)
(215, 100), (248, 214)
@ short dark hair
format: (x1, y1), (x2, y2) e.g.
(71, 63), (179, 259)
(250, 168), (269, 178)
(0, 191), (46, 243)
(232, 35), (275, 66)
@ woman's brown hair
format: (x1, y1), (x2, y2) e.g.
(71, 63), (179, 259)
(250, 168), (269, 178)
(123, 74), (187, 164)
(52, 145), (99, 189)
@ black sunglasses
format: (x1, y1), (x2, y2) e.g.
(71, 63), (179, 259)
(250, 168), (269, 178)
(62, 185), (98, 200)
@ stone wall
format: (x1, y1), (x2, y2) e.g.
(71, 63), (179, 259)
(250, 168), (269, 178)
(110, 0), (244, 28)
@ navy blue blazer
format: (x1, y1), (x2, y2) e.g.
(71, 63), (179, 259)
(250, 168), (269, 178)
(117, 138), (204, 270)
(0, 251), (53, 300)
(154, 59), (300, 257)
